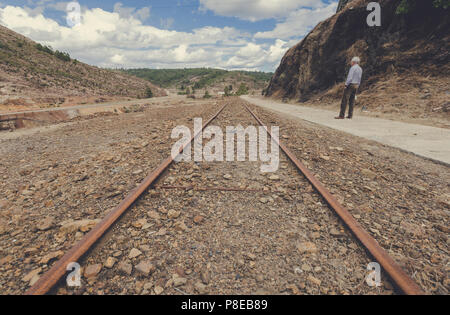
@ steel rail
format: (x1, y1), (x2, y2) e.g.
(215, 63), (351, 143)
(26, 103), (228, 295)
(242, 103), (424, 295)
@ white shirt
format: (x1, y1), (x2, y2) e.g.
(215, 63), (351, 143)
(346, 64), (362, 86)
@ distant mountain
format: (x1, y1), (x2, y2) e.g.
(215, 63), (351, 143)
(122, 68), (273, 92)
(0, 25), (165, 110)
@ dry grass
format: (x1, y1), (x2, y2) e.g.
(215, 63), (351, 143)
(0, 25), (165, 112)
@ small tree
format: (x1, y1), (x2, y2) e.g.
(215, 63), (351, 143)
(434, 0), (450, 9)
(145, 87), (153, 98)
(236, 83), (249, 96)
(203, 90), (211, 99)
(396, 0), (449, 14)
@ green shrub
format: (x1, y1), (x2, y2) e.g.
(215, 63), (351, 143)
(35, 43), (54, 54)
(0, 41), (10, 50)
(397, 0), (449, 14)
(35, 43), (71, 61)
(433, 0), (450, 9)
(145, 87), (153, 98)
(235, 83), (249, 96)
(54, 50), (71, 62)
(203, 90), (212, 99)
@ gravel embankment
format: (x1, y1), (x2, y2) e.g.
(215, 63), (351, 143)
(0, 97), (448, 295)
(0, 100), (220, 294)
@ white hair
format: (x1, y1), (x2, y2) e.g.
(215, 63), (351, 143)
(352, 57), (361, 64)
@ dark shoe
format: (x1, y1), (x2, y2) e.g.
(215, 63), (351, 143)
(347, 116), (353, 119)
(335, 116), (345, 120)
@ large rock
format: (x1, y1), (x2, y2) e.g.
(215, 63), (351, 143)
(37, 217), (54, 231)
(128, 248), (142, 259)
(135, 261), (155, 276)
(105, 257), (117, 269)
(40, 251), (64, 264)
(167, 210), (181, 219)
(264, 0), (450, 101)
(297, 242), (318, 254)
(22, 268), (41, 283)
(59, 219), (100, 234)
(173, 275), (187, 287)
(84, 264), (102, 279)
(118, 261), (133, 275)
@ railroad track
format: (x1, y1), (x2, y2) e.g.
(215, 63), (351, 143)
(26, 101), (424, 295)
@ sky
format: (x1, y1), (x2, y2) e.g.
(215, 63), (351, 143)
(0, 0), (338, 71)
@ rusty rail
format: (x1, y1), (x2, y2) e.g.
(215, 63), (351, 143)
(242, 103), (424, 295)
(26, 103), (228, 295)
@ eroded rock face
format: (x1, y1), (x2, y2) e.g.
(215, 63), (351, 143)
(337, 0), (352, 13)
(264, 0), (450, 101)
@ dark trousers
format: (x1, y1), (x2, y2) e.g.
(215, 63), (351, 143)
(339, 84), (358, 118)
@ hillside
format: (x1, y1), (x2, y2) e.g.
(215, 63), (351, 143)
(123, 68), (272, 95)
(264, 0), (450, 124)
(0, 25), (165, 112)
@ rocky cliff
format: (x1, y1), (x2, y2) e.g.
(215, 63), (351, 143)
(264, 0), (450, 101)
(337, 0), (352, 13)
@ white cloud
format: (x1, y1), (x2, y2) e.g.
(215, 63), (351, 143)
(237, 43), (263, 58)
(199, 0), (327, 22)
(255, 2), (337, 39)
(0, 3), (338, 71)
(113, 2), (151, 22)
(110, 54), (125, 64)
(225, 40), (291, 69)
(160, 17), (174, 29)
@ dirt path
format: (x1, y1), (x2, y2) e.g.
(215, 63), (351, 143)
(0, 96), (173, 116)
(0, 96), (207, 140)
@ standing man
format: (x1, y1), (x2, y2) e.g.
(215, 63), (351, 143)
(336, 57), (362, 119)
